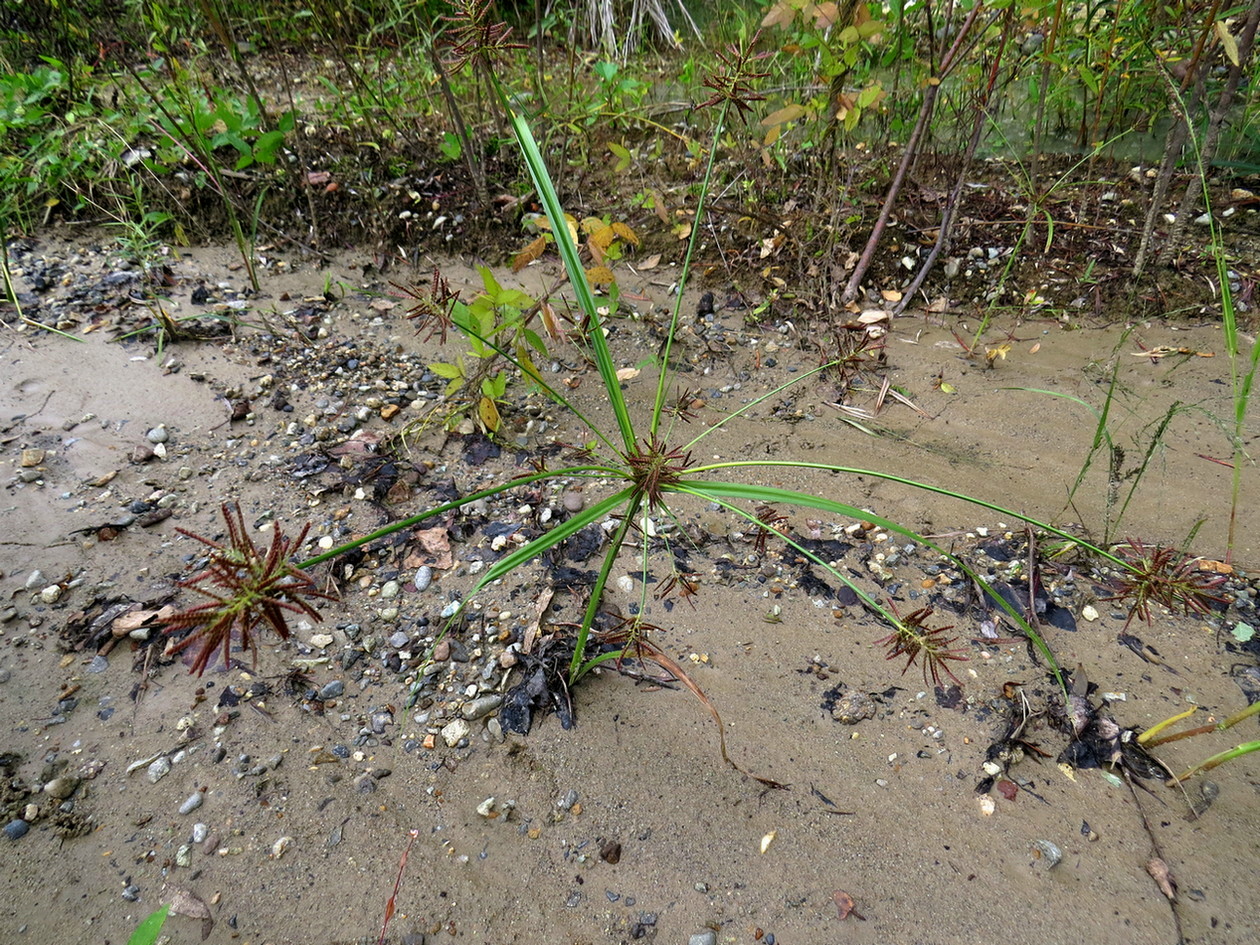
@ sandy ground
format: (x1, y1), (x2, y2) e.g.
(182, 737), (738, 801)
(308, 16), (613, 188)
(1, 232), (1259, 945)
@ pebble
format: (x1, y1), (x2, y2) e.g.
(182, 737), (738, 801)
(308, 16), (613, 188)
(414, 566), (433, 592)
(4, 819), (29, 840)
(39, 585), (62, 605)
(179, 791), (204, 815)
(319, 680), (345, 700)
(43, 775), (79, 799)
(462, 694), (503, 720)
(147, 758), (171, 783)
(146, 425), (169, 444)
(832, 690), (876, 724)
(556, 788), (579, 811)
(86, 654), (109, 674)
(440, 718), (470, 747)
(689, 933), (717, 945)
(192, 822), (209, 844)
(380, 580), (400, 600)
(24, 570), (44, 590)
(440, 600), (462, 619)
(0, 668), (9, 684)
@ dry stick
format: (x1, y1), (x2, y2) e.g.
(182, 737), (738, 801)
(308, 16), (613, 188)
(1132, 3), (1229, 276)
(1122, 770), (1187, 943)
(429, 40), (487, 208)
(274, 53), (323, 253)
(1165, 1), (1260, 252)
(894, 7), (1013, 315)
(377, 829), (420, 945)
(1028, 0), (1063, 196)
(840, 3), (985, 304)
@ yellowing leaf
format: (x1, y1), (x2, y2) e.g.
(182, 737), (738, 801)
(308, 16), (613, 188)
(611, 221), (639, 245)
(589, 223), (616, 250)
(1216, 21), (1240, 66)
(939, 381), (957, 394)
(477, 396), (501, 433)
(585, 265), (616, 286)
(674, 222), (692, 241)
(512, 235), (547, 272)
(761, 103), (807, 127)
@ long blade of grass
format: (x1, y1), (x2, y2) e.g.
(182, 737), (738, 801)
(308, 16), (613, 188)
(297, 465), (614, 569)
(479, 487), (635, 588)
(650, 99), (730, 439)
(502, 96), (636, 453)
(689, 460), (1127, 569)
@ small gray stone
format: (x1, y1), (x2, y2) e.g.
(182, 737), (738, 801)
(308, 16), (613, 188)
(462, 694), (503, 721)
(179, 791), (204, 815)
(24, 570), (44, 590)
(556, 788), (579, 811)
(380, 580), (400, 600)
(39, 585), (62, 605)
(147, 757), (171, 783)
(388, 630), (410, 648)
(0, 667), (10, 683)
(3, 819), (29, 840)
(689, 933), (717, 945)
(146, 425), (169, 444)
(191, 822), (209, 844)
(320, 680), (345, 700)
(86, 654), (109, 674)
(440, 600), (461, 619)
(413, 566), (433, 592)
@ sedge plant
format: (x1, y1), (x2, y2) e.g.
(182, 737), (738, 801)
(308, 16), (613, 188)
(157, 14), (1224, 768)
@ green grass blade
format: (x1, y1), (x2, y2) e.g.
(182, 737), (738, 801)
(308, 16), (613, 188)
(503, 99), (635, 453)
(297, 465), (615, 569)
(650, 99), (729, 438)
(478, 487), (635, 588)
(690, 460), (1126, 569)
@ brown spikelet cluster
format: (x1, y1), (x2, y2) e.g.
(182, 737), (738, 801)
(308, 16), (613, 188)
(160, 503), (334, 675)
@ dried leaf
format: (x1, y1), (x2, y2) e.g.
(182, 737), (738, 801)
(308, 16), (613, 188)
(165, 884), (212, 919)
(404, 526), (454, 570)
(832, 889), (865, 920)
(1146, 857), (1177, 900)
(880, 288), (902, 302)
(636, 253), (661, 271)
(512, 235), (547, 272)
(615, 367), (640, 381)
(611, 221), (639, 245)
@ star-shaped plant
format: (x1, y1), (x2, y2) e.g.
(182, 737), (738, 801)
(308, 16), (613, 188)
(161, 503), (335, 675)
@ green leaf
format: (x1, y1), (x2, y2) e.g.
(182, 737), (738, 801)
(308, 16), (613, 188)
(127, 905), (170, 945)
(252, 130), (286, 164)
(429, 362), (463, 380)
(607, 141), (632, 172)
(1233, 621), (1255, 643)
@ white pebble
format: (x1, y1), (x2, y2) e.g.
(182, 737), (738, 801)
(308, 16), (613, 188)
(179, 791), (204, 815)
